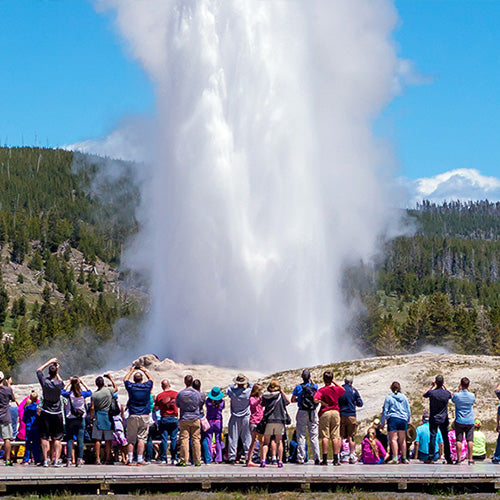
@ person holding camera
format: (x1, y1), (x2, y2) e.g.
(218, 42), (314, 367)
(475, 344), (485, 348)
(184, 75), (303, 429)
(90, 372), (118, 464)
(124, 363), (154, 466)
(36, 357), (64, 467)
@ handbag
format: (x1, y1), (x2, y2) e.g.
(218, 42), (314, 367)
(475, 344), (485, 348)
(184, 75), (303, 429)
(69, 395), (85, 418)
(200, 416), (210, 432)
(109, 397), (121, 417)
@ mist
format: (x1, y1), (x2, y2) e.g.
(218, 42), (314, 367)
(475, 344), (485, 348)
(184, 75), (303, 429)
(94, 0), (405, 370)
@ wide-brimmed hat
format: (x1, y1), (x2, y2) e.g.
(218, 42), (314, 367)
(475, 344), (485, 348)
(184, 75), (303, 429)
(267, 379), (281, 392)
(208, 386), (224, 401)
(233, 373), (249, 386)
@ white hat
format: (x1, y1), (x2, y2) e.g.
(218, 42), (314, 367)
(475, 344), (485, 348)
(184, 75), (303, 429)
(0, 371), (4, 382)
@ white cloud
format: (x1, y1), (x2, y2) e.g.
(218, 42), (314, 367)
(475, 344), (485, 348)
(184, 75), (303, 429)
(408, 168), (500, 205)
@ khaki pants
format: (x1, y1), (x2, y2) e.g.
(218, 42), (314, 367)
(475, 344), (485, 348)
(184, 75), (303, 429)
(179, 419), (201, 464)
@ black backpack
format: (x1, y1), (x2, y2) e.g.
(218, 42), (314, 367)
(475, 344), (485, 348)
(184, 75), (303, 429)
(300, 383), (317, 412)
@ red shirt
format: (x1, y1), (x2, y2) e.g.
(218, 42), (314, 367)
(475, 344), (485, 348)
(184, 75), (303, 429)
(155, 390), (178, 417)
(315, 385), (345, 416)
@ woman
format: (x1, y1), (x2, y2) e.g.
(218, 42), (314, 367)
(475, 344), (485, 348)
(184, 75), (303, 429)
(361, 427), (387, 464)
(192, 379), (210, 464)
(246, 383), (264, 467)
(381, 381), (411, 464)
(260, 380), (290, 468)
(205, 386), (225, 463)
(62, 377), (92, 467)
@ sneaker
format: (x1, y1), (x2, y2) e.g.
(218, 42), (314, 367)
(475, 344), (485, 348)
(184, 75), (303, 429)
(126, 460), (134, 466)
(95, 460), (102, 466)
(260, 461), (266, 468)
(349, 457), (357, 464)
(492, 459), (500, 464)
(271, 458), (277, 465)
(424, 459), (434, 464)
(176, 461), (187, 467)
(468, 460), (475, 465)
(455, 458), (465, 465)
(194, 462), (202, 467)
(5, 460), (12, 467)
(277, 461), (283, 468)
(43, 461), (49, 468)
(333, 459), (341, 466)
(171, 459), (178, 465)
(65, 461), (72, 467)
(401, 458), (409, 464)
(53, 460), (62, 468)
(76, 459), (84, 467)
(388, 457), (399, 465)
(321, 459), (328, 466)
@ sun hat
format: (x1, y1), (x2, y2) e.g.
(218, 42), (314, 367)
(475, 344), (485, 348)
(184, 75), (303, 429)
(267, 379), (281, 392)
(373, 418), (381, 426)
(208, 386), (224, 401)
(474, 418), (481, 428)
(233, 373), (249, 387)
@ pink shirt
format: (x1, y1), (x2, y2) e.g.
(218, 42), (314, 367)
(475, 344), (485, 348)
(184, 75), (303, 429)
(361, 438), (386, 464)
(249, 396), (263, 425)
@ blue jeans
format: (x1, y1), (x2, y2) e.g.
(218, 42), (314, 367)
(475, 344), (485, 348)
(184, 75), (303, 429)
(494, 433), (500, 461)
(159, 417), (178, 461)
(66, 418), (85, 461)
(24, 425), (41, 463)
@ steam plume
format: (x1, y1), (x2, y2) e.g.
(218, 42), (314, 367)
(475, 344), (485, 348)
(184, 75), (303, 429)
(95, 0), (403, 369)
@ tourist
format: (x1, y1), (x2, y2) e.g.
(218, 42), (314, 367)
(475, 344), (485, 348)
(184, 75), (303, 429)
(452, 377), (475, 464)
(176, 374), (203, 467)
(291, 369), (320, 465)
(339, 375), (363, 464)
(192, 379), (210, 464)
(0, 371), (18, 466)
(36, 357), (64, 467)
(22, 391), (40, 465)
(124, 364), (154, 466)
(371, 418), (388, 452)
(422, 374), (452, 464)
(492, 383), (500, 464)
(413, 412), (443, 462)
(205, 386), (225, 464)
(260, 379), (290, 468)
(90, 373), (118, 465)
(62, 377), (92, 467)
(448, 424), (468, 462)
(361, 427), (386, 464)
(314, 370), (345, 466)
(472, 419), (486, 461)
(246, 383), (264, 467)
(155, 379), (179, 465)
(380, 381), (411, 464)
(226, 373), (253, 464)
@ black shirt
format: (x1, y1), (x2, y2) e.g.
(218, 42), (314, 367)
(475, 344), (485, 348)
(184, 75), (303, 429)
(423, 387), (451, 423)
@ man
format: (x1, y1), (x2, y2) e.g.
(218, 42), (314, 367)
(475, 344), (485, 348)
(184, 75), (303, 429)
(452, 377), (475, 465)
(291, 369), (320, 465)
(124, 364), (154, 466)
(414, 412), (443, 462)
(492, 384), (500, 464)
(226, 373), (253, 464)
(155, 379), (179, 464)
(423, 374), (452, 464)
(90, 373), (118, 464)
(0, 371), (18, 466)
(176, 374), (203, 466)
(37, 357), (64, 467)
(338, 375), (363, 464)
(314, 370), (345, 466)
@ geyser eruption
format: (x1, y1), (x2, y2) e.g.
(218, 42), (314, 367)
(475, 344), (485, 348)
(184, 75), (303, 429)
(97, 0), (401, 369)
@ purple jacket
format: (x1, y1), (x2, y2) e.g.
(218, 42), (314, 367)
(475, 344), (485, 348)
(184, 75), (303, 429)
(206, 398), (225, 421)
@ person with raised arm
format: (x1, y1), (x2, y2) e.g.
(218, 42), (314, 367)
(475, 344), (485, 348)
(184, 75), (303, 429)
(90, 373), (118, 464)
(492, 383), (500, 464)
(451, 377), (475, 464)
(422, 374), (452, 464)
(0, 371), (19, 466)
(124, 363), (153, 466)
(36, 357), (64, 467)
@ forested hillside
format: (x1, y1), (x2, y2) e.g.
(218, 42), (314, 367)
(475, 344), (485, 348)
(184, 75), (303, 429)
(0, 147), (140, 374)
(350, 201), (500, 357)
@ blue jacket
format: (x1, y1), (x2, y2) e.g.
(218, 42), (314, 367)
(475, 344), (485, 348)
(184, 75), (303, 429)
(338, 384), (363, 417)
(381, 392), (411, 425)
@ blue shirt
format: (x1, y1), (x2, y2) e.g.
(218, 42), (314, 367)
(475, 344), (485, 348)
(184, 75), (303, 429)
(452, 390), (475, 425)
(415, 422), (442, 455)
(125, 379), (153, 416)
(292, 382), (318, 410)
(338, 384), (363, 417)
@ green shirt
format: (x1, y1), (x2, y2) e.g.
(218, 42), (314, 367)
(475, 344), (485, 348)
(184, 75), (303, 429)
(472, 430), (486, 456)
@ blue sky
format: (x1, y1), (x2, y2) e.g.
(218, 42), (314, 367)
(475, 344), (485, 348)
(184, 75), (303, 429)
(1, 0), (499, 191)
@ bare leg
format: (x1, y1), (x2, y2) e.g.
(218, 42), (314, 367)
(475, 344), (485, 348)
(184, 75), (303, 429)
(95, 440), (102, 463)
(41, 439), (50, 462)
(348, 436), (356, 455)
(246, 432), (258, 465)
(456, 440), (462, 462)
(333, 438), (341, 455)
(467, 441), (473, 461)
(261, 435), (271, 463)
(389, 431), (398, 459)
(53, 440), (62, 462)
(322, 438), (329, 455)
(276, 436), (283, 463)
(4, 439), (11, 462)
(397, 431), (406, 460)
(105, 441), (112, 463)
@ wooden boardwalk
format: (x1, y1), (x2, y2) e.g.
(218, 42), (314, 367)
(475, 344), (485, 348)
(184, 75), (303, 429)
(0, 462), (500, 494)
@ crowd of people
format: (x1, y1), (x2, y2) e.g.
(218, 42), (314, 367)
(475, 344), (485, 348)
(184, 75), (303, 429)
(0, 358), (499, 468)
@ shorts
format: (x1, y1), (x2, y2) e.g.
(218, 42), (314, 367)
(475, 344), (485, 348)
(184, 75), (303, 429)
(455, 422), (474, 442)
(340, 416), (357, 439)
(126, 414), (149, 445)
(39, 411), (64, 441)
(319, 410), (340, 440)
(0, 424), (13, 440)
(264, 422), (285, 436)
(387, 417), (408, 432)
(92, 422), (114, 441)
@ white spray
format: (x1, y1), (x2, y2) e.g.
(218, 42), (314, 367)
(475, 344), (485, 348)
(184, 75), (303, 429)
(95, 0), (402, 370)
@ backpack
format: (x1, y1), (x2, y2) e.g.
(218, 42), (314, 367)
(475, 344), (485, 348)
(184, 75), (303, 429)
(300, 383), (317, 412)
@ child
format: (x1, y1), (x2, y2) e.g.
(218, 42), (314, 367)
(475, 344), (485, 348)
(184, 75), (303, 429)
(361, 427), (386, 464)
(23, 392), (40, 465)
